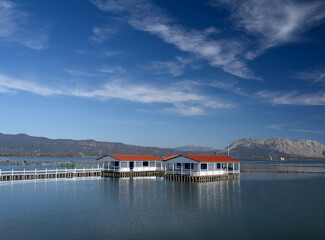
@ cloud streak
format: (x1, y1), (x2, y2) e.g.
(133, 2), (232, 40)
(90, 0), (258, 79)
(0, 73), (232, 116)
(0, 0), (48, 49)
(292, 129), (325, 134)
(292, 67), (325, 83)
(266, 124), (284, 130)
(214, 0), (325, 58)
(258, 90), (325, 106)
(90, 26), (119, 43)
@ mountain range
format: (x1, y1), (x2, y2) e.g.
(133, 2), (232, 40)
(0, 133), (324, 159)
(0, 133), (197, 158)
(218, 138), (325, 159)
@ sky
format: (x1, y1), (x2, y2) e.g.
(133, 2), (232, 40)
(0, 0), (325, 149)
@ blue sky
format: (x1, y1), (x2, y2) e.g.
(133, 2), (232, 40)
(0, 0), (325, 148)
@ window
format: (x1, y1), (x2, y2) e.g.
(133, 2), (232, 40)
(143, 161), (149, 167)
(216, 163), (221, 169)
(113, 161), (119, 167)
(185, 163), (194, 169)
(201, 164), (207, 170)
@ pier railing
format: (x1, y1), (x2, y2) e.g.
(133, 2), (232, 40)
(0, 166), (102, 180)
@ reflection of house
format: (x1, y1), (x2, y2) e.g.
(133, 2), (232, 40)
(164, 155), (241, 181)
(98, 155), (163, 177)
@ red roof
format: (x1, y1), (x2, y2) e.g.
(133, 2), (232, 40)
(163, 155), (179, 161)
(107, 155), (161, 161)
(164, 155), (241, 162)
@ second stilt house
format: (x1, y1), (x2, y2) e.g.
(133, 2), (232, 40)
(164, 155), (241, 176)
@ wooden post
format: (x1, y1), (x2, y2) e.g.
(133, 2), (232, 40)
(199, 163), (201, 176)
(227, 163), (228, 175)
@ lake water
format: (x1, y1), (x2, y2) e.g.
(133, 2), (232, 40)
(0, 173), (324, 240)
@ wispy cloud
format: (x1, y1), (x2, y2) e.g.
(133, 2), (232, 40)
(0, 74), (64, 96)
(257, 90), (325, 106)
(292, 129), (325, 134)
(0, 73), (233, 116)
(63, 69), (98, 77)
(177, 79), (249, 97)
(146, 60), (184, 77)
(90, 0), (258, 80)
(266, 124), (285, 130)
(208, 80), (248, 97)
(0, 0), (48, 49)
(90, 26), (118, 43)
(292, 66), (325, 83)
(76, 49), (123, 58)
(98, 65), (125, 73)
(214, 0), (325, 59)
(145, 56), (200, 77)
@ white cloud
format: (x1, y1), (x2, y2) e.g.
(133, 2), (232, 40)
(90, 0), (258, 80)
(0, 73), (233, 116)
(164, 104), (205, 116)
(63, 69), (98, 77)
(292, 129), (325, 134)
(103, 50), (123, 57)
(145, 56), (202, 77)
(145, 56), (201, 77)
(90, 26), (118, 43)
(0, 0), (48, 49)
(147, 60), (183, 77)
(292, 67), (325, 83)
(0, 74), (64, 96)
(177, 79), (249, 97)
(98, 65), (125, 73)
(266, 124), (284, 130)
(257, 90), (325, 106)
(76, 49), (123, 58)
(214, 0), (325, 58)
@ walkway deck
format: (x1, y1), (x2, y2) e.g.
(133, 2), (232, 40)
(0, 167), (102, 181)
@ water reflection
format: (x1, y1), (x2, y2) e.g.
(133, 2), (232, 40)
(1, 175), (325, 240)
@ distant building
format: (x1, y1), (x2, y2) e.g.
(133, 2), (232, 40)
(163, 155), (241, 176)
(98, 154), (163, 172)
(280, 157), (285, 161)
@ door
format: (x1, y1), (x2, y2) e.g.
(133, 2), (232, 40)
(129, 161), (134, 171)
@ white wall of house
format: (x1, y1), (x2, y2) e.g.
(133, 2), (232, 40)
(165, 160), (240, 176)
(102, 160), (163, 172)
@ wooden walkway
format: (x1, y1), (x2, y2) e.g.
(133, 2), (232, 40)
(0, 168), (241, 182)
(0, 167), (102, 181)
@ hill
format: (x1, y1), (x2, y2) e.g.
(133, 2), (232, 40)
(220, 138), (325, 159)
(0, 133), (197, 158)
(1, 133), (325, 159)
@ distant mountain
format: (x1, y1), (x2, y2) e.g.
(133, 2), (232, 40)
(1, 133), (324, 160)
(174, 144), (220, 153)
(0, 133), (199, 158)
(220, 138), (325, 159)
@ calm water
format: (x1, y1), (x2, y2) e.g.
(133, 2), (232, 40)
(0, 173), (324, 240)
